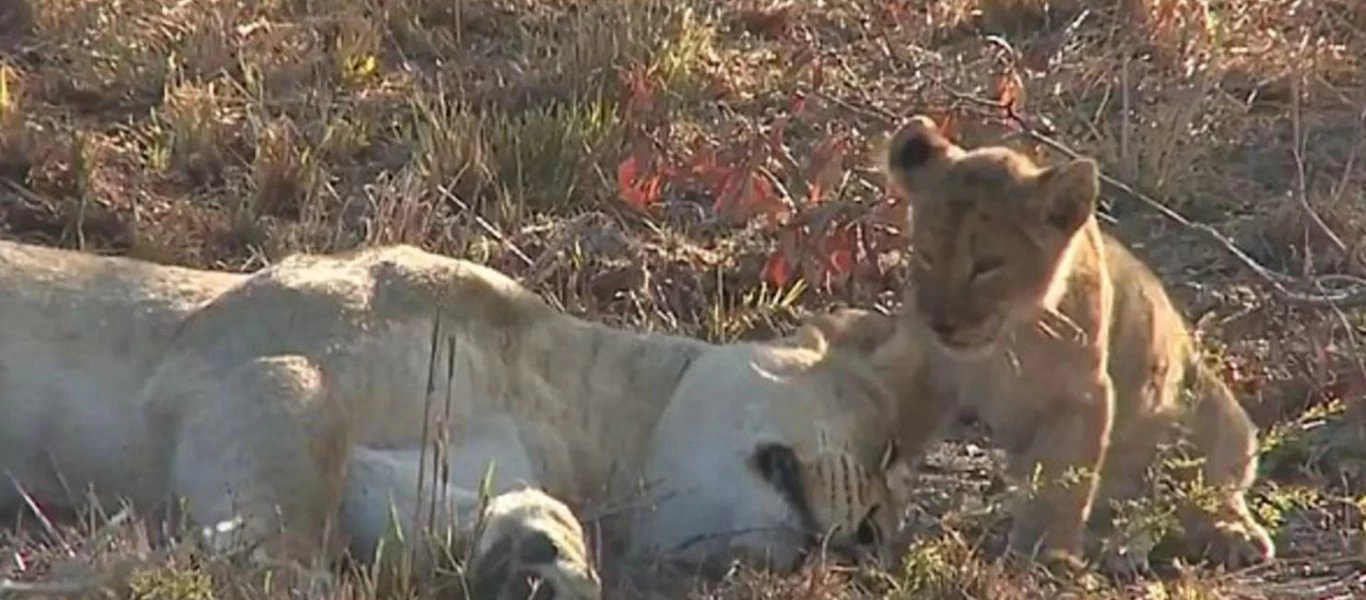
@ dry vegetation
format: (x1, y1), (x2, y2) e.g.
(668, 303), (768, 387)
(2, 0), (1365, 597)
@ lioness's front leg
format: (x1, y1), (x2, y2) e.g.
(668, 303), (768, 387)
(1008, 374), (1115, 567)
(340, 417), (600, 600)
(153, 355), (349, 596)
(163, 356), (349, 566)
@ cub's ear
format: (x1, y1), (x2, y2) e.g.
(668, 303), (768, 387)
(884, 115), (962, 195)
(1036, 157), (1100, 235)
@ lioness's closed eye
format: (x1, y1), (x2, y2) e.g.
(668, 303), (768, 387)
(748, 440), (899, 565)
(881, 115), (1275, 574)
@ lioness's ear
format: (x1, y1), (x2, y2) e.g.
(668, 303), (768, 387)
(884, 115), (962, 196)
(805, 308), (896, 358)
(1037, 157), (1099, 235)
(791, 322), (831, 354)
(878, 439), (900, 472)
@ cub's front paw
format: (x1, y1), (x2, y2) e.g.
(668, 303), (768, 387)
(469, 488), (601, 600)
(1190, 518), (1276, 570)
(1092, 541), (1153, 580)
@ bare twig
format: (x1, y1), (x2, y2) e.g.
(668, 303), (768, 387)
(434, 185), (535, 269)
(1290, 33), (1348, 254)
(1120, 55), (1133, 182)
(0, 577), (94, 595)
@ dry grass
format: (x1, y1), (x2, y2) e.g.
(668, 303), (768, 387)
(2, 0), (1366, 597)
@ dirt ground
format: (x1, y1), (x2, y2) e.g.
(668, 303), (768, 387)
(1, 0), (1364, 597)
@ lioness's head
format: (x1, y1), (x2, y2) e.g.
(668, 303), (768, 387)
(884, 115), (1101, 358)
(627, 323), (902, 574)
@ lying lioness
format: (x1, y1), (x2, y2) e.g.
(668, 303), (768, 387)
(0, 239), (908, 597)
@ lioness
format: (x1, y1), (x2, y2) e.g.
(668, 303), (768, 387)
(872, 116), (1275, 572)
(0, 240), (906, 598)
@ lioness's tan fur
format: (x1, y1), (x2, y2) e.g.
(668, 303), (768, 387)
(0, 240), (905, 598)
(871, 116), (1274, 572)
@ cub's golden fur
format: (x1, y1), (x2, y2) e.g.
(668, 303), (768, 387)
(872, 116), (1274, 571)
(0, 240), (906, 598)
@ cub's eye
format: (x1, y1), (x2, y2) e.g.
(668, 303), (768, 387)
(970, 257), (1004, 281)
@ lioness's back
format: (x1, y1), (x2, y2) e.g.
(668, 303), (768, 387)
(0, 241), (248, 511)
(0, 240), (244, 372)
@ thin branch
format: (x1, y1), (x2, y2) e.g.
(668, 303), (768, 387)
(1290, 31), (1348, 254)
(434, 184), (534, 269)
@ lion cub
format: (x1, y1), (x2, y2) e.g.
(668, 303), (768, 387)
(881, 116), (1275, 572)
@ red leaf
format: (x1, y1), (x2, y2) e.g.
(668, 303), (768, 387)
(711, 169), (744, 215)
(737, 172), (776, 215)
(761, 250), (792, 287)
(639, 175), (663, 208)
(714, 169), (788, 225)
(684, 146), (720, 183)
(617, 154), (640, 183)
(804, 132), (849, 205)
(823, 226), (857, 285)
(617, 155), (641, 196)
(616, 153), (662, 210)
(995, 70), (1025, 116)
(828, 245), (854, 277)
(810, 58), (825, 91)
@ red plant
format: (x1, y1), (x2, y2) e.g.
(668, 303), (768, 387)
(616, 151), (664, 211)
(611, 61), (923, 292)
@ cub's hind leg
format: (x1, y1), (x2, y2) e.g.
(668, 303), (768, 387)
(1174, 361), (1275, 568)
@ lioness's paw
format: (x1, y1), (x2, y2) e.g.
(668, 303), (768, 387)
(469, 488), (601, 600)
(1194, 519), (1276, 569)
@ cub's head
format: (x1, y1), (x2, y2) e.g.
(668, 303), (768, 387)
(885, 115), (1101, 358)
(627, 324), (903, 574)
